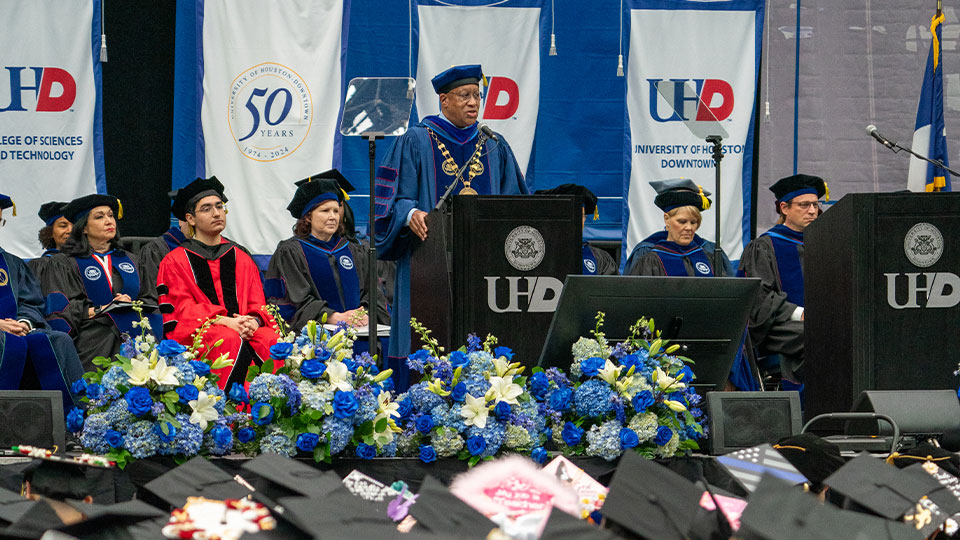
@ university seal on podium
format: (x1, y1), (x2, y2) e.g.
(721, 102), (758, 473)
(504, 225), (545, 271)
(904, 222), (943, 268)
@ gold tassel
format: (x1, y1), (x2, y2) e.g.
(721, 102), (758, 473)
(698, 185), (711, 210)
(823, 181), (830, 202)
(932, 13), (945, 72)
(593, 206), (599, 220)
(341, 189), (350, 202)
(116, 199), (123, 219)
(10, 201), (15, 217)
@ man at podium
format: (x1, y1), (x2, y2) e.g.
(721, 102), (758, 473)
(374, 64), (528, 362)
(739, 173), (827, 388)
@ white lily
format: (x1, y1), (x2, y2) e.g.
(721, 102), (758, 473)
(492, 356), (512, 377)
(654, 367), (686, 391)
(150, 357), (180, 386)
(461, 393), (489, 428)
(377, 392), (400, 418)
(324, 360), (353, 391)
(597, 360), (622, 385)
(124, 356), (152, 385)
(664, 399), (687, 412)
(486, 376), (522, 405)
(188, 391), (220, 430)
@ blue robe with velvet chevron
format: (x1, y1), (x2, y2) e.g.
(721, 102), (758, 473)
(373, 115), (528, 369)
(0, 249), (82, 411)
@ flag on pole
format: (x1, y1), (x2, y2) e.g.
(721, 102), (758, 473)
(907, 12), (951, 192)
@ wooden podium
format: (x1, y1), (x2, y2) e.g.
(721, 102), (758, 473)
(409, 195), (581, 366)
(804, 192), (960, 417)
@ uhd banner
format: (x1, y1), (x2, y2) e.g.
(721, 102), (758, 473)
(621, 0), (763, 265)
(0, 0), (104, 258)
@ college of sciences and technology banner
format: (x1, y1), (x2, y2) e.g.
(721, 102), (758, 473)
(174, 0), (347, 255)
(0, 1), (105, 258)
(414, 0), (544, 176)
(621, 0), (763, 265)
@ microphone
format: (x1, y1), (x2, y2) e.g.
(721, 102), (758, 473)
(478, 123), (498, 142)
(866, 124), (895, 149)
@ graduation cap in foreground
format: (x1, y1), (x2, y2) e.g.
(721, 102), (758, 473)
(142, 456), (252, 509)
(717, 443), (808, 494)
(539, 507), (618, 540)
(61, 194), (122, 223)
(409, 475), (497, 539)
(278, 486), (425, 540)
(38, 201), (68, 226)
(774, 433), (846, 489)
(241, 452), (343, 500)
(0, 486), (39, 537)
(888, 442), (960, 479)
(534, 183), (600, 220)
(824, 452), (941, 520)
(23, 452), (115, 503)
(287, 169), (355, 219)
(171, 176), (227, 220)
(48, 500), (166, 540)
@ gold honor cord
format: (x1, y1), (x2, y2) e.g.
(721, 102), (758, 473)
(427, 128), (485, 195)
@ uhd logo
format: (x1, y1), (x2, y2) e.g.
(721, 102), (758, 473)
(482, 76), (519, 120)
(0, 67), (77, 112)
(647, 78), (734, 123)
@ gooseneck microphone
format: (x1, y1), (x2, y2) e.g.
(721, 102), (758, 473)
(478, 123), (498, 142)
(866, 124), (895, 149)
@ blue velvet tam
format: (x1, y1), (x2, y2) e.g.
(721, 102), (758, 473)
(38, 201), (68, 225)
(431, 64), (483, 94)
(287, 169), (355, 219)
(769, 174), (827, 203)
(649, 178), (712, 212)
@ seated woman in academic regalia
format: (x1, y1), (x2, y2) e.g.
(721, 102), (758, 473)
(0, 194), (83, 409)
(534, 184), (617, 275)
(624, 179), (756, 391)
(41, 194), (160, 370)
(266, 169), (390, 332)
(28, 201), (72, 284)
(157, 177), (280, 389)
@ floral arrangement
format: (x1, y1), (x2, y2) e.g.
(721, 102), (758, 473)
(226, 319), (399, 462)
(536, 313), (705, 461)
(68, 307), (237, 467)
(392, 320), (549, 466)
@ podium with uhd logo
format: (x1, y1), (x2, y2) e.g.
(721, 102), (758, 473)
(409, 195), (581, 366)
(804, 192), (960, 417)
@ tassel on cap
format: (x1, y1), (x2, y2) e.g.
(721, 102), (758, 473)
(11, 201), (16, 217)
(593, 206), (599, 220)
(116, 199), (123, 219)
(823, 181), (830, 202)
(698, 185), (711, 210)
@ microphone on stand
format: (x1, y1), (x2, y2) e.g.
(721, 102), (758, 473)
(866, 124), (896, 149)
(478, 123), (498, 142)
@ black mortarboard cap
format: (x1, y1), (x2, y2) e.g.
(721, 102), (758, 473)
(649, 178), (712, 212)
(287, 169), (355, 219)
(171, 176), (227, 220)
(0, 487), (36, 527)
(51, 500), (166, 539)
(38, 201), (68, 226)
(888, 442), (960, 478)
(409, 475), (496, 539)
(717, 443), (807, 494)
(24, 456), (114, 503)
(769, 173), (828, 203)
(142, 456), (252, 508)
(535, 183), (600, 220)
(824, 452), (940, 520)
(62, 194), (122, 223)
(241, 452), (343, 500)
(0, 194), (13, 216)
(540, 507), (618, 540)
(603, 451), (718, 540)
(278, 487), (416, 539)
(431, 64), (483, 94)
(3, 498), (65, 539)
(773, 433), (845, 488)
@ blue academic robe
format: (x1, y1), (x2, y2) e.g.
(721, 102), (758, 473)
(373, 116), (528, 373)
(0, 249), (82, 410)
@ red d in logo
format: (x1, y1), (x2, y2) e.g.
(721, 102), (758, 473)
(695, 79), (734, 121)
(35, 68), (76, 112)
(483, 77), (519, 120)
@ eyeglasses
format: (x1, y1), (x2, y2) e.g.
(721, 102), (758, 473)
(195, 202), (226, 214)
(448, 91), (482, 102)
(790, 201), (821, 210)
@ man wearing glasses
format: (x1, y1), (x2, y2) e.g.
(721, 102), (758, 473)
(374, 64), (528, 366)
(739, 174), (828, 390)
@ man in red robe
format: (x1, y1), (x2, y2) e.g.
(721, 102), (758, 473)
(157, 177), (280, 389)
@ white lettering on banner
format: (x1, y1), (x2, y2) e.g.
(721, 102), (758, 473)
(884, 272), (960, 309)
(485, 276), (563, 313)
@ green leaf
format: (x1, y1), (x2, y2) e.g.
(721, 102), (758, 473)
(163, 391), (180, 403)
(261, 358), (275, 376)
(246, 366), (261, 382)
(116, 384), (129, 395)
(164, 400), (176, 414)
(531, 366), (544, 374)
(468, 455), (481, 467)
(374, 417), (388, 433)
(363, 434), (375, 446)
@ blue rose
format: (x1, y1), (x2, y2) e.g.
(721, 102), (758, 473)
(466, 435), (487, 456)
(190, 361), (211, 377)
(449, 350), (469, 369)
(237, 427), (256, 443)
(176, 384), (199, 404)
(332, 390), (359, 419)
(397, 397), (414, 419)
(125, 387), (154, 417)
(381, 377), (395, 393)
(415, 414), (434, 433)
(494, 401), (512, 422)
(296, 432), (320, 452)
(419, 445), (437, 463)
(561, 421), (584, 446)
(355, 443), (377, 460)
(676, 366), (695, 384)
(531, 447), (548, 465)
(548, 387), (572, 412)
(685, 425), (702, 441)
(270, 342), (294, 361)
(300, 359), (325, 379)
(654, 426), (673, 446)
(70, 378), (87, 395)
(632, 390), (655, 413)
(154, 421), (177, 443)
(619, 428), (640, 450)
(211, 425), (232, 447)
(451, 382), (467, 403)
(494, 346), (514, 360)
(251, 402), (275, 426)
(665, 391), (683, 403)
(228, 383), (249, 403)
(66, 407), (84, 433)
(529, 372), (550, 400)
(86, 383), (103, 400)
(316, 348), (331, 361)
(156, 340), (187, 357)
(105, 429), (124, 448)
(342, 357), (358, 373)
(620, 354), (642, 371)
(580, 357), (605, 377)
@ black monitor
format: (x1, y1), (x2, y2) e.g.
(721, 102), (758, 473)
(537, 275), (761, 392)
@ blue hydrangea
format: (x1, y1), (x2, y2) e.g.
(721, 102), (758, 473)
(462, 374), (490, 399)
(79, 413), (111, 454)
(379, 439), (398, 457)
(431, 403), (466, 433)
(204, 384), (227, 414)
(100, 365), (130, 391)
(249, 373), (287, 403)
(467, 421), (506, 458)
(352, 387), (377, 426)
(574, 379), (615, 418)
(433, 359), (454, 384)
(431, 427), (464, 458)
(104, 399), (134, 428)
(464, 351), (494, 376)
(585, 420), (623, 461)
(124, 420), (160, 459)
(299, 380), (333, 411)
(407, 382), (444, 413)
(260, 428), (296, 457)
(169, 359), (197, 386)
(322, 416), (353, 455)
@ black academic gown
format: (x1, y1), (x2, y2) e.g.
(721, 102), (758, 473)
(0, 249), (83, 409)
(41, 248), (157, 370)
(583, 244), (618, 275)
(27, 248), (59, 288)
(137, 227), (187, 300)
(266, 235), (389, 332)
